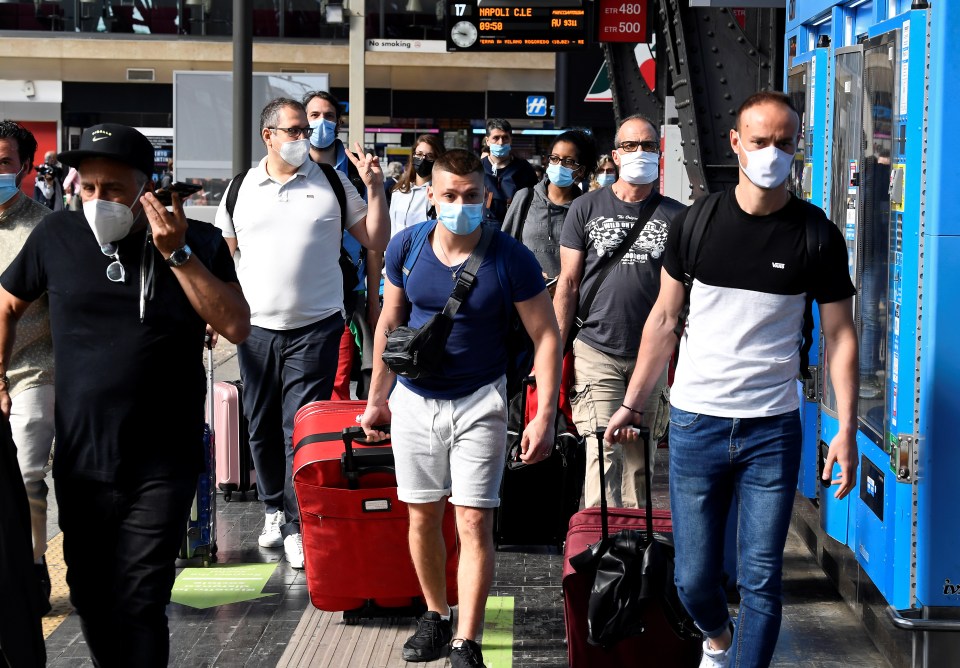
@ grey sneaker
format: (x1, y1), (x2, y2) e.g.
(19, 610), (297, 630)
(450, 639), (483, 668)
(402, 611), (453, 661)
(258, 510), (284, 548)
(699, 639), (731, 668)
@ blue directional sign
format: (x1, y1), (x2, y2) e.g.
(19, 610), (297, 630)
(526, 95), (548, 117)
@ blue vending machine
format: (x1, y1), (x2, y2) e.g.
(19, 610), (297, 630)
(793, 1), (960, 664)
(785, 40), (831, 501)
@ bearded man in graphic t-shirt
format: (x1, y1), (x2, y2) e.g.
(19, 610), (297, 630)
(607, 92), (859, 668)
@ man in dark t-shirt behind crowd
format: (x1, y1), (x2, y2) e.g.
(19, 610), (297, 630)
(0, 124), (251, 668)
(481, 118), (539, 226)
(607, 92), (859, 668)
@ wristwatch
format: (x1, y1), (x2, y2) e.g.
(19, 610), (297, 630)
(166, 244), (192, 267)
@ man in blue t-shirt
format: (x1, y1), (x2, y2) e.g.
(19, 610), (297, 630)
(362, 149), (561, 668)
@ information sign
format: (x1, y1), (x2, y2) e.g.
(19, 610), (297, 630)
(597, 0), (647, 43)
(446, 0), (588, 52)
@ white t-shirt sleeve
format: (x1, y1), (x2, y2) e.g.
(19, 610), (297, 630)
(336, 170), (367, 229)
(214, 179), (237, 238)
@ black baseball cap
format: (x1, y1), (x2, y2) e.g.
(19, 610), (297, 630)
(59, 123), (155, 178)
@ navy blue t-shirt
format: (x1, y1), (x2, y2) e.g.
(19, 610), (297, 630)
(385, 223), (546, 399)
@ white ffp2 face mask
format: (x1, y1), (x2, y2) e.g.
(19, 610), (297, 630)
(279, 139), (310, 168)
(736, 133), (794, 189)
(82, 182), (145, 246)
(618, 150), (659, 185)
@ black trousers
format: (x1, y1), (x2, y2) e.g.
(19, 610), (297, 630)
(56, 474), (196, 668)
(237, 313), (343, 536)
(0, 418), (48, 668)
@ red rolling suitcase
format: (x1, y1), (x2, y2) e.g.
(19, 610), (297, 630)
(562, 427), (702, 667)
(211, 380), (256, 501)
(292, 401), (459, 622)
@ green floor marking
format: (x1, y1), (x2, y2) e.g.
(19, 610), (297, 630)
(170, 563), (278, 609)
(482, 596), (515, 668)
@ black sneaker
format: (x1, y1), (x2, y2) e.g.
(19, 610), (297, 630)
(402, 611), (453, 662)
(450, 639), (484, 668)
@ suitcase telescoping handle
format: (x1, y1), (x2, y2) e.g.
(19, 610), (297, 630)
(594, 426), (654, 544)
(341, 425), (393, 490)
(205, 334), (215, 428)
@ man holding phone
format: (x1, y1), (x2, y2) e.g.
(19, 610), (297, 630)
(0, 123), (250, 667)
(215, 97), (389, 569)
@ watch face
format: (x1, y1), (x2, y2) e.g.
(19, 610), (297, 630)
(451, 20), (478, 48)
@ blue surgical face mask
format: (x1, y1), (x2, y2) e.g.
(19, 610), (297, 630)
(437, 202), (483, 236)
(596, 173), (616, 187)
(488, 143), (511, 159)
(309, 118), (338, 150)
(546, 164), (575, 188)
(0, 168), (24, 206)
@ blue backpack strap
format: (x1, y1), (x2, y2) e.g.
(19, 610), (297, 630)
(401, 220), (437, 292)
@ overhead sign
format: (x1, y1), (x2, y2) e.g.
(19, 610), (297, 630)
(597, 0), (647, 42)
(365, 39), (447, 53)
(445, 0), (588, 52)
(526, 95), (548, 116)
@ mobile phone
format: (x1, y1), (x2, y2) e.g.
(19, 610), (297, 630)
(155, 181), (202, 206)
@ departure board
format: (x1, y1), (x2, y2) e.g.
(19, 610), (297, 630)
(445, 0), (589, 52)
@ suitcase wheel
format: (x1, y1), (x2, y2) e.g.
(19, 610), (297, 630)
(223, 490), (233, 502)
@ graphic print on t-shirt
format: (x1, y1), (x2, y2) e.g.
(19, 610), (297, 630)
(584, 215), (670, 263)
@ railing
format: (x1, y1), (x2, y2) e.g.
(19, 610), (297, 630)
(0, 0), (350, 38)
(0, 0), (450, 41)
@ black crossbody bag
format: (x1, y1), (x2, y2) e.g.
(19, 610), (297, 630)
(382, 226), (495, 379)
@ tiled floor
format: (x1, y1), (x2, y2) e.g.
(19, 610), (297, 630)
(41, 345), (892, 666)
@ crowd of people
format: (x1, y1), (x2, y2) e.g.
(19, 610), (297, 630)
(0, 89), (859, 668)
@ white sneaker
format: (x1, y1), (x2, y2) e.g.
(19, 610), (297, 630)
(284, 533), (304, 569)
(258, 510), (284, 548)
(699, 639), (731, 668)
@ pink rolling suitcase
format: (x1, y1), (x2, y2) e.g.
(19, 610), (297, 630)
(210, 380), (257, 501)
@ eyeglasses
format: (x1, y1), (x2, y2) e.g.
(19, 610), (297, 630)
(269, 126), (314, 139)
(100, 243), (126, 283)
(547, 155), (581, 169)
(413, 152), (436, 160)
(616, 140), (660, 154)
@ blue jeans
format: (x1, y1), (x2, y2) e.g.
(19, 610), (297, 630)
(238, 313), (344, 536)
(668, 407), (802, 668)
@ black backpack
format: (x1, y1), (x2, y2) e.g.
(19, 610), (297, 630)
(675, 192), (833, 379)
(224, 162), (361, 311)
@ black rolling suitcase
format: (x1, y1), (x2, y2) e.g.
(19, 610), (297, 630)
(495, 377), (585, 551)
(179, 343), (217, 565)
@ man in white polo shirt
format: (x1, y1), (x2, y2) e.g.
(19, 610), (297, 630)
(216, 97), (389, 568)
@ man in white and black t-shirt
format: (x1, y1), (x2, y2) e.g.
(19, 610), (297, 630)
(607, 92), (858, 668)
(554, 114), (686, 510)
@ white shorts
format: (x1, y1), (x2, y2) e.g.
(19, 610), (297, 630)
(389, 377), (508, 508)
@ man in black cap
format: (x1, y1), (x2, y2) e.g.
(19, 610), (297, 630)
(0, 123), (251, 668)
